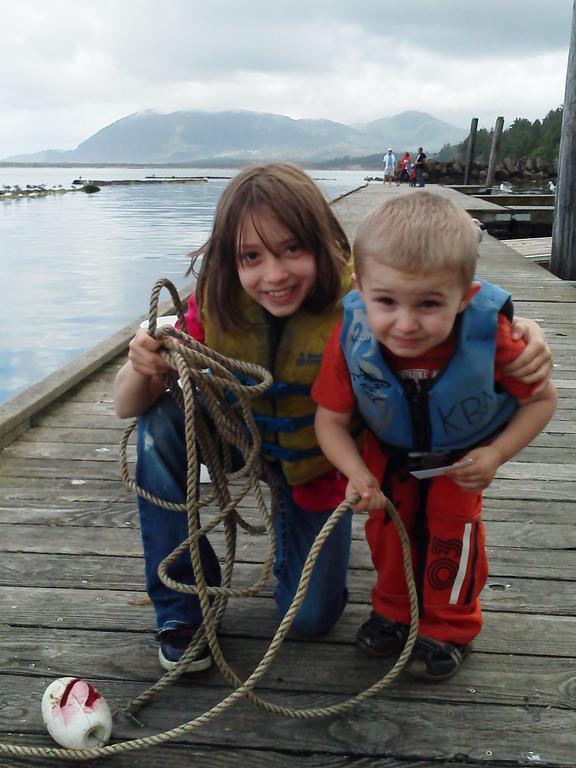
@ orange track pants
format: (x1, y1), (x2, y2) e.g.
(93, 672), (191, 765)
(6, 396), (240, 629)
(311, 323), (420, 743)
(365, 455), (488, 645)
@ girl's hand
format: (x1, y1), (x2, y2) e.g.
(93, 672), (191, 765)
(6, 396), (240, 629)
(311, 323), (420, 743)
(127, 328), (172, 378)
(346, 472), (387, 513)
(447, 446), (502, 493)
(506, 318), (553, 390)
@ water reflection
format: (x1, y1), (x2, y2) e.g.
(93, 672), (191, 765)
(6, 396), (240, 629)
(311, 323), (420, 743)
(0, 166), (367, 402)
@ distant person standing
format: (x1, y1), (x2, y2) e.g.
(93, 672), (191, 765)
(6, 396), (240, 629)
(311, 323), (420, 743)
(396, 152), (413, 185)
(382, 149), (396, 186)
(415, 147), (427, 187)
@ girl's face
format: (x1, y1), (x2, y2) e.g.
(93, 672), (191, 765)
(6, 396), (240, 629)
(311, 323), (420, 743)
(236, 208), (317, 317)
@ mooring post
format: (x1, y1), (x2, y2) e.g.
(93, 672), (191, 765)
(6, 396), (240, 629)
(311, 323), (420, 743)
(551, 0), (576, 280)
(485, 117), (504, 188)
(464, 118), (478, 185)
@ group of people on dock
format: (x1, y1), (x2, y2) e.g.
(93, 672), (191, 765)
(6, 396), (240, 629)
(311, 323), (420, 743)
(382, 147), (427, 187)
(115, 163), (555, 684)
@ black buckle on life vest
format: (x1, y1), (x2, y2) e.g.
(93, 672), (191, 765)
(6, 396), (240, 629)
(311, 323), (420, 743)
(407, 450), (464, 472)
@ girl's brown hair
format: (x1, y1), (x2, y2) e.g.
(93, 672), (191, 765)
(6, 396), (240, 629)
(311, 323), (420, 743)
(188, 163), (351, 333)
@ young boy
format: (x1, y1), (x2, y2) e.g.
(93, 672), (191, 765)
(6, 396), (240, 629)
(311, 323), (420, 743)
(313, 192), (556, 682)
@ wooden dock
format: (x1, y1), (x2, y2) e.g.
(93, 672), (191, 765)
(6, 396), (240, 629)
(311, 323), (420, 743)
(0, 183), (575, 767)
(502, 237), (553, 264)
(442, 186), (555, 235)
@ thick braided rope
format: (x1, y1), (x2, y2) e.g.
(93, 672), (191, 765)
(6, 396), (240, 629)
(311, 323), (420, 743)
(0, 278), (419, 761)
(0, 498), (416, 762)
(126, 343), (418, 719)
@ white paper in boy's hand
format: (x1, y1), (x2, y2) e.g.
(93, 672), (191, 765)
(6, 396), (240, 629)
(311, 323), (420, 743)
(200, 464), (211, 483)
(410, 459), (473, 480)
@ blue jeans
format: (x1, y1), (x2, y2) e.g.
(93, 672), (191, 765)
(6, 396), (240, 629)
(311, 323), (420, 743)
(416, 167), (425, 187)
(136, 394), (352, 636)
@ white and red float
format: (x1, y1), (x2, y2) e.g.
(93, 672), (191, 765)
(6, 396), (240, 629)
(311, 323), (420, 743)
(41, 677), (112, 749)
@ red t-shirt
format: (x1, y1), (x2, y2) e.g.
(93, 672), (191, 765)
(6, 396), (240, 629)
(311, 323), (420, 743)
(179, 294), (205, 343)
(180, 295), (347, 511)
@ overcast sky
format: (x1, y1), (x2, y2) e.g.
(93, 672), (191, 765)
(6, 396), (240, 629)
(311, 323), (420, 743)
(1, 0), (573, 158)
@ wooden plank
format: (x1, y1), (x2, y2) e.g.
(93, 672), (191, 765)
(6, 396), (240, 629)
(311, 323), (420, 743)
(6, 440), (576, 472)
(18, 426), (126, 444)
(0, 676), (574, 765)
(0, 477), (132, 503)
(2, 458), (573, 501)
(476, 195), (555, 206)
(1, 626), (574, 709)
(501, 236), (552, 257)
(30, 412), (124, 429)
(0, 489), (574, 526)
(0, 742), (471, 768)
(1, 546), (575, 609)
(0, 571), (574, 641)
(1, 514), (576, 577)
(1, 516), (575, 559)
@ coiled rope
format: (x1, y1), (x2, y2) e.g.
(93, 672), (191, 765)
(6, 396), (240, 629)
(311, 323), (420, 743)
(0, 278), (419, 762)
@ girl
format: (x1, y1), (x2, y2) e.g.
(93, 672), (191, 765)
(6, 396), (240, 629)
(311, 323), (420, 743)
(114, 163), (551, 673)
(396, 152), (413, 185)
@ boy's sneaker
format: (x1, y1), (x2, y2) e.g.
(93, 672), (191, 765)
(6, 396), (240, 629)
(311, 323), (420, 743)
(356, 612), (409, 657)
(405, 636), (471, 682)
(157, 626), (213, 673)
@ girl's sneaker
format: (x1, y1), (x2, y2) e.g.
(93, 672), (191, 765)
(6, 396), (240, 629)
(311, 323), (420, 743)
(405, 636), (471, 682)
(157, 627), (212, 672)
(356, 612), (409, 657)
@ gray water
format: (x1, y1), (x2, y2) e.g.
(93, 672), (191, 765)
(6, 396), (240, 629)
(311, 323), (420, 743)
(0, 166), (368, 403)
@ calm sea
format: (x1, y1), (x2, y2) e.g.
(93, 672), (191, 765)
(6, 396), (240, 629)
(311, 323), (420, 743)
(0, 166), (369, 404)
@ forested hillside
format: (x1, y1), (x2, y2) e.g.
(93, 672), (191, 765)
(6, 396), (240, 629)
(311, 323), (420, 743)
(437, 108), (562, 163)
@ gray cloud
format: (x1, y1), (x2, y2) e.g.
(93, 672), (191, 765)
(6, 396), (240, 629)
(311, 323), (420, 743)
(0, 0), (571, 157)
(93, 0), (573, 72)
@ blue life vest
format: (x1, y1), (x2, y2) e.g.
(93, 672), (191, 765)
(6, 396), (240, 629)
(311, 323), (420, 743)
(340, 280), (518, 453)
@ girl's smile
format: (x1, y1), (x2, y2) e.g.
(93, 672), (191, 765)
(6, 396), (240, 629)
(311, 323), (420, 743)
(236, 208), (317, 317)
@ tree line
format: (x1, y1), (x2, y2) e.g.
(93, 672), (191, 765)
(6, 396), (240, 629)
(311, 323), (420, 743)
(437, 107), (563, 164)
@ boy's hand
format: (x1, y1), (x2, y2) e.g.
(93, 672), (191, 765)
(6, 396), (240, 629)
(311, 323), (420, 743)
(128, 328), (172, 378)
(447, 446), (502, 493)
(506, 318), (553, 391)
(346, 471), (387, 513)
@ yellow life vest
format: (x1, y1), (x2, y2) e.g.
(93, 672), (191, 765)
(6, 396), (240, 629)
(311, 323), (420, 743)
(203, 276), (352, 485)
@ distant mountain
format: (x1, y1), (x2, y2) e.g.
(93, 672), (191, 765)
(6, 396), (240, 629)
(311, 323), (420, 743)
(355, 111), (468, 152)
(4, 109), (468, 165)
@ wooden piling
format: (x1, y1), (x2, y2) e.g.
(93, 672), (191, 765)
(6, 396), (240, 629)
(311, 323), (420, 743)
(485, 116), (504, 188)
(464, 117), (478, 185)
(551, 0), (576, 280)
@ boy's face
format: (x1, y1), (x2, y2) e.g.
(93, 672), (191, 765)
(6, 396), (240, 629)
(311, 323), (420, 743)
(355, 259), (480, 358)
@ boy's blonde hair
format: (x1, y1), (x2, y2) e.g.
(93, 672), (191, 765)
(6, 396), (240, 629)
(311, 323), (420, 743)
(354, 192), (480, 286)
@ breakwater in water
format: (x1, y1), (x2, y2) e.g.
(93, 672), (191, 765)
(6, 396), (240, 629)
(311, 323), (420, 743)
(0, 183), (97, 200)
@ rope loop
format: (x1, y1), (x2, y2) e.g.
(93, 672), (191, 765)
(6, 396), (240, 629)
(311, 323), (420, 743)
(0, 278), (419, 762)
